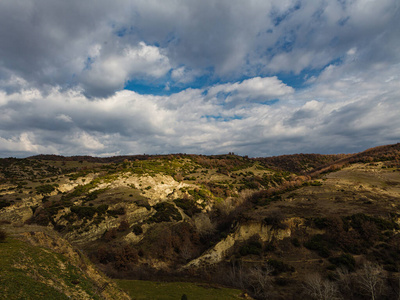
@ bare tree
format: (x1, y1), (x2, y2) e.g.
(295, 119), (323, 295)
(398, 271), (400, 300)
(179, 239), (193, 261)
(193, 213), (215, 237)
(246, 264), (274, 299)
(336, 266), (355, 299)
(356, 262), (386, 300)
(304, 273), (341, 300)
(227, 261), (246, 289)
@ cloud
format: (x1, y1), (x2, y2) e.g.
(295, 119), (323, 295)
(0, 132), (58, 156)
(1, 0), (399, 94)
(0, 59), (399, 157)
(0, 0), (399, 157)
(208, 77), (294, 104)
(81, 42), (171, 97)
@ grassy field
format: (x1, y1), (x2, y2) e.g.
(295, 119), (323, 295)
(116, 279), (245, 300)
(0, 237), (100, 300)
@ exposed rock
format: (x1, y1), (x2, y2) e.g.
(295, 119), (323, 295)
(0, 195), (42, 224)
(92, 173), (193, 205)
(183, 219), (301, 269)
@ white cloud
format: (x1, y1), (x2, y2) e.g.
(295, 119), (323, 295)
(208, 77), (294, 104)
(73, 131), (105, 150)
(0, 132), (57, 154)
(56, 114), (73, 123)
(0, 61), (399, 157)
(81, 42), (171, 97)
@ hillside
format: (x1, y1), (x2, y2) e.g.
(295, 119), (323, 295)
(1, 144), (400, 299)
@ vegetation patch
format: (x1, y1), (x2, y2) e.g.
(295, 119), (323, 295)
(238, 240), (262, 256)
(328, 253), (356, 271)
(148, 202), (182, 223)
(174, 198), (201, 217)
(0, 238), (101, 299)
(117, 279), (244, 300)
(304, 234), (332, 258)
(35, 184), (57, 195)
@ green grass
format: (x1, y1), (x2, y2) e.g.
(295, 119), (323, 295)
(116, 279), (244, 300)
(0, 238), (100, 299)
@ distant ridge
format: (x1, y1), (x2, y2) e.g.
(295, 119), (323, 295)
(26, 143), (400, 173)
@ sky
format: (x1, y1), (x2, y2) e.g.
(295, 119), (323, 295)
(0, 0), (399, 158)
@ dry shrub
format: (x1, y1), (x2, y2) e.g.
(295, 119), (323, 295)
(117, 220), (130, 232)
(194, 213), (216, 237)
(0, 229), (6, 242)
(93, 243), (138, 271)
(103, 228), (117, 242)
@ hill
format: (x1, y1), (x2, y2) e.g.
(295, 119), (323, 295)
(1, 143), (400, 299)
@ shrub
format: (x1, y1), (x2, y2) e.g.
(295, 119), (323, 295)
(267, 259), (295, 275)
(328, 254), (356, 271)
(132, 224), (143, 235)
(107, 207), (126, 216)
(35, 184), (56, 195)
(304, 234), (331, 258)
(263, 213), (287, 229)
(117, 220), (130, 232)
(174, 198), (201, 217)
(136, 199), (151, 210)
(239, 240), (262, 256)
(70, 206), (98, 219)
(311, 217), (329, 229)
(148, 202), (182, 223)
(0, 200), (11, 209)
(103, 228), (117, 242)
(0, 229), (7, 242)
(291, 238), (301, 247)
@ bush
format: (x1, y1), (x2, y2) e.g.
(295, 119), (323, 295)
(148, 202), (182, 223)
(174, 198), (201, 217)
(103, 228), (117, 242)
(328, 254), (356, 271)
(107, 207), (126, 216)
(239, 240), (262, 256)
(0, 200), (11, 209)
(117, 220), (130, 232)
(291, 238), (301, 247)
(35, 184), (56, 195)
(263, 213), (287, 229)
(136, 199), (151, 210)
(93, 243), (138, 271)
(304, 234), (331, 258)
(70, 206), (98, 219)
(0, 229), (7, 242)
(267, 259), (295, 275)
(132, 224), (143, 235)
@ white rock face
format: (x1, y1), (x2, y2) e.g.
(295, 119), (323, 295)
(183, 218), (303, 269)
(0, 194), (42, 224)
(91, 173), (193, 205)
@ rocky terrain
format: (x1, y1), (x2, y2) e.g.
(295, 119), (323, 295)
(1, 144), (400, 299)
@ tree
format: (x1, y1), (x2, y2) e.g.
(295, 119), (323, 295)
(227, 261), (246, 290)
(304, 273), (341, 300)
(356, 262), (386, 300)
(335, 266), (355, 299)
(246, 264), (274, 299)
(194, 213), (215, 237)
